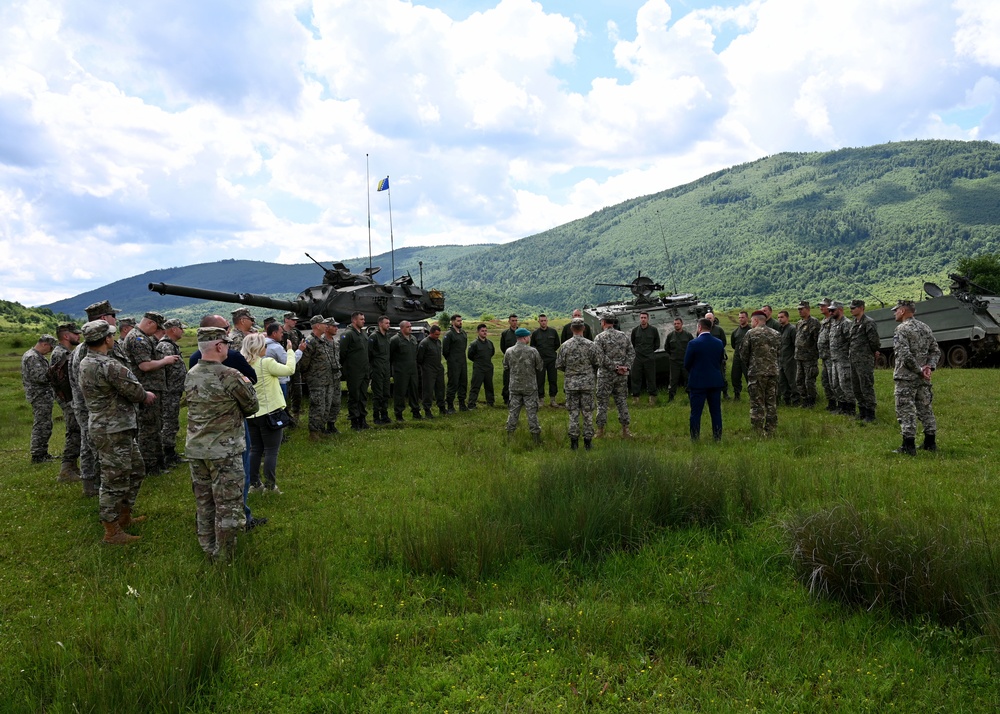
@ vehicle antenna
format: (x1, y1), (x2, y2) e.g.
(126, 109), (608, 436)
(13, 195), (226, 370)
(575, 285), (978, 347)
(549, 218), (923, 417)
(655, 209), (679, 295)
(854, 283), (886, 308)
(366, 154), (373, 274)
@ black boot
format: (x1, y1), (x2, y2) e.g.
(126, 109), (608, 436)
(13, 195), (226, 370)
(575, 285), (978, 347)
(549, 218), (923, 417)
(446, 401), (456, 414)
(893, 437), (917, 456)
(459, 401), (468, 412)
(921, 433), (937, 451)
(863, 408), (876, 424)
(350, 418), (362, 431)
(412, 410), (423, 420)
(840, 402), (855, 416)
(424, 408), (435, 419)
(826, 399), (837, 412)
(570, 437), (579, 450)
(395, 411), (405, 423)
(532, 432), (542, 445)
(583, 438), (592, 451)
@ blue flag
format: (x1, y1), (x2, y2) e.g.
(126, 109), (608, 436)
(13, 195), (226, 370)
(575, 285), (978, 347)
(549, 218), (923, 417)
(377, 177), (389, 191)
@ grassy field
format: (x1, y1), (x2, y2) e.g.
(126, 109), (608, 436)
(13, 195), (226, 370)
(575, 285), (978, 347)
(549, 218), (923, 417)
(1, 329), (999, 713)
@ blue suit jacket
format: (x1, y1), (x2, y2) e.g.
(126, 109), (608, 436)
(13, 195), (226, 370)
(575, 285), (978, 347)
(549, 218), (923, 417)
(684, 333), (725, 390)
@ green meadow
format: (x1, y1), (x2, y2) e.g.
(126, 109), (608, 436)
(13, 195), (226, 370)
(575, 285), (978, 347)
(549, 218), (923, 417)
(2, 329), (999, 713)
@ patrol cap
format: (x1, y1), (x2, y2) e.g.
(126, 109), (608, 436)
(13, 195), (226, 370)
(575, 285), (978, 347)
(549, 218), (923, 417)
(119, 317), (136, 328)
(196, 326), (232, 343)
(829, 300), (844, 310)
(571, 317), (585, 327)
(163, 318), (185, 330)
(232, 307), (255, 323)
(57, 322), (81, 334)
(263, 316), (276, 325)
(38, 334), (58, 345)
(514, 327), (531, 337)
(849, 299), (865, 309)
(85, 300), (120, 320)
(751, 310), (766, 318)
(796, 301), (810, 310)
(817, 298), (832, 307)
(323, 317), (338, 326)
(81, 320), (117, 343)
(143, 311), (166, 328)
(892, 299), (916, 312)
(309, 315), (325, 325)
(283, 312), (297, 321)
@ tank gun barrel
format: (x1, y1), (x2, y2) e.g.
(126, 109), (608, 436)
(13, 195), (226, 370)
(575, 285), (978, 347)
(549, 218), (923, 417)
(148, 283), (304, 315)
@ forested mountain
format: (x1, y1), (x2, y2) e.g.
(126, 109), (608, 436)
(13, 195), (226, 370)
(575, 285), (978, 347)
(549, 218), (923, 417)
(0, 300), (72, 334)
(44, 140), (1000, 320)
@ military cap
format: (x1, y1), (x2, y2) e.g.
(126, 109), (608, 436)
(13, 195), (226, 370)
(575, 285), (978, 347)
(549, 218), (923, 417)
(232, 307), (255, 322)
(751, 310), (766, 318)
(119, 316), (136, 328)
(892, 299), (916, 312)
(81, 320), (116, 343)
(196, 326), (232, 343)
(829, 300), (844, 310)
(323, 317), (338, 326)
(163, 318), (185, 330)
(514, 327), (531, 337)
(796, 301), (810, 310)
(56, 322), (81, 334)
(283, 312), (297, 321)
(38, 334), (58, 345)
(309, 315), (325, 325)
(817, 298), (832, 307)
(85, 300), (120, 320)
(571, 317), (585, 327)
(143, 311), (166, 328)
(849, 299), (865, 309)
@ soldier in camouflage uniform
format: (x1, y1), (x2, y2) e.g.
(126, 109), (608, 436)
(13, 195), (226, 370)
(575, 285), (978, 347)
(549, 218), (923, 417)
(417, 325), (447, 418)
(467, 323), (496, 408)
(593, 317), (635, 438)
(816, 298), (835, 410)
(442, 314), (469, 412)
(827, 301), (855, 415)
(500, 314), (519, 406)
(630, 311), (661, 405)
(228, 308), (256, 351)
(296, 316), (335, 441)
(730, 311), (750, 400)
(323, 319), (343, 433)
(794, 301), (821, 407)
(390, 320), (422, 421)
(21, 334), (57, 463)
(282, 313), (304, 421)
(739, 311), (781, 436)
(776, 311), (799, 406)
(503, 328), (543, 442)
(891, 300), (941, 455)
(341, 311), (371, 430)
(369, 316), (392, 424)
(79, 320), (155, 545)
(185, 326), (259, 562)
(848, 299), (881, 423)
(122, 311), (180, 476)
(556, 318), (600, 450)
(157, 318), (187, 465)
(52, 323), (82, 481)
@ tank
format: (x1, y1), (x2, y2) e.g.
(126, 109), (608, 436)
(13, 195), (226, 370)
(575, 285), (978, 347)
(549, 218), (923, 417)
(868, 273), (1000, 368)
(582, 272), (712, 378)
(148, 254), (445, 326)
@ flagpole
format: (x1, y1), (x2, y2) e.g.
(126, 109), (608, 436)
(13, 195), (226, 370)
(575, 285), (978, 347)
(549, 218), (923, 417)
(366, 154), (372, 274)
(386, 176), (395, 281)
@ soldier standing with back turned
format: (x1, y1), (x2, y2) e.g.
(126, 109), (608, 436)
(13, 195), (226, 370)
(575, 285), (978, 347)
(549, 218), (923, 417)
(504, 327), (544, 443)
(557, 318), (600, 450)
(739, 310), (780, 436)
(594, 316), (635, 438)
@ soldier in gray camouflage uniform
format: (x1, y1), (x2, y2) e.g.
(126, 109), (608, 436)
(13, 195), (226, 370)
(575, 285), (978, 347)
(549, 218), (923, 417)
(816, 298), (835, 410)
(185, 326), (259, 562)
(739, 310), (780, 435)
(891, 300), (941, 455)
(503, 327), (543, 441)
(296, 316), (335, 441)
(593, 317), (635, 438)
(556, 318), (600, 450)
(848, 299), (881, 423)
(282, 313), (305, 421)
(52, 323), (82, 481)
(794, 301), (821, 407)
(827, 301), (854, 415)
(79, 320), (155, 545)
(21, 334), (57, 463)
(157, 318), (188, 465)
(323, 318), (343, 433)
(776, 310), (799, 406)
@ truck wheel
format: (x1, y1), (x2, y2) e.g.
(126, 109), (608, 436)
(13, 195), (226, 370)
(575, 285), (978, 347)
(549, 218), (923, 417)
(947, 343), (969, 369)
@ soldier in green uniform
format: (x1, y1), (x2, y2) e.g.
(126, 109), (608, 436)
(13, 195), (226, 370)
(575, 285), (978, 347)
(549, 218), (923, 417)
(763, 305), (780, 332)
(296, 316), (334, 441)
(816, 298), (835, 410)
(630, 311), (661, 405)
(594, 316), (635, 438)
(282, 313), (305, 422)
(340, 311), (370, 430)
(794, 301), (821, 407)
(557, 318), (600, 450)
(891, 300), (941, 455)
(157, 318), (187, 466)
(500, 314), (519, 405)
(442, 314), (469, 412)
(467, 323), (496, 408)
(705, 312), (730, 399)
(417, 325), (446, 418)
(185, 326), (259, 562)
(323, 319), (343, 433)
(51, 323), (82, 481)
(369, 315), (392, 424)
(21, 334), (57, 463)
(389, 320), (422, 421)
(560, 309), (594, 342)
(777, 310), (799, 406)
(79, 320), (155, 545)
(849, 299), (881, 423)
(531, 314), (561, 407)
(663, 317), (693, 401)
(228, 308), (256, 351)
(730, 311), (750, 400)
(739, 310), (780, 436)
(504, 327), (543, 442)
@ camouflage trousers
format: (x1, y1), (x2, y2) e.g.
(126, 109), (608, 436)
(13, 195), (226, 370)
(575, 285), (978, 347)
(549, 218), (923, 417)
(778, 360), (799, 405)
(795, 359), (819, 404)
(850, 360), (876, 413)
(306, 379), (332, 432)
(894, 380), (936, 438)
(326, 374), (342, 425)
(565, 389), (595, 439)
(596, 372), (630, 427)
(190, 453), (246, 561)
(506, 391), (540, 434)
(137, 393), (163, 474)
(91, 428), (144, 523)
(820, 359), (832, 402)
(289, 371), (303, 416)
(28, 393), (53, 459)
(75, 405), (101, 486)
(747, 375), (778, 434)
(393, 370), (421, 417)
(829, 360), (853, 403)
(56, 397), (81, 463)
(159, 390), (183, 455)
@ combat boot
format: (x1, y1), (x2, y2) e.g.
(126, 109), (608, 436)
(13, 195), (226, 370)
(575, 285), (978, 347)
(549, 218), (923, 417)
(596, 426), (605, 439)
(532, 432), (542, 445)
(412, 411), (423, 420)
(921, 433), (937, 451)
(840, 402), (855, 416)
(118, 505), (146, 529)
(893, 437), (917, 456)
(549, 396), (558, 408)
(622, 425), (633, 439)
(570, 437), (579, 450)
(826, 399), (837, 412)
(82, 478), (100, 498)
(424, 408), (435, 419)
(863, 408), (876, 424)
(350, 418), (361, 431)
(57, 461), (81, 483)
(583, 438), (592, 451)
(446, 401), (456, 414)
(102, 520), (139, 545)
(309, 430), (323, 442)
(395, 411), (405, 423)
(459, 401), (468, 412)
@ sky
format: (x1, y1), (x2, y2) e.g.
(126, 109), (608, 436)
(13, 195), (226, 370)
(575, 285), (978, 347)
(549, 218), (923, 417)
(1, 0), (998, 305)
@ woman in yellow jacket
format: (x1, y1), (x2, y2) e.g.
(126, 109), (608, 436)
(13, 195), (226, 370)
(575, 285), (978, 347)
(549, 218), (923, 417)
(241, 333), (296, 494)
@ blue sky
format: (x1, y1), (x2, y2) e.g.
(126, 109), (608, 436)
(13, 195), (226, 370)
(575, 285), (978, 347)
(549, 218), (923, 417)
(1, 0), (998, 305)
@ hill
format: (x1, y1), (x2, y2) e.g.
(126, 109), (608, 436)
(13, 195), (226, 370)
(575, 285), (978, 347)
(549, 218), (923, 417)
(44, 140), (1000, 319)
(0, 299), (73, 335)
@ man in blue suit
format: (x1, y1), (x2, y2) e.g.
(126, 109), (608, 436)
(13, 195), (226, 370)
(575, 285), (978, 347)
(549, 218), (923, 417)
(684, 317), (726, 441)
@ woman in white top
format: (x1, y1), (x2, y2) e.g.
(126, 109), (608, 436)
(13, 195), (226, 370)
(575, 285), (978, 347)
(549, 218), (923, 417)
(241, 333), (296, 493)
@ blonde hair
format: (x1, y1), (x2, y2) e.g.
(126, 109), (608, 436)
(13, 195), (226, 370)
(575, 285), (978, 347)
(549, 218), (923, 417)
(240, 332), (267, 363)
